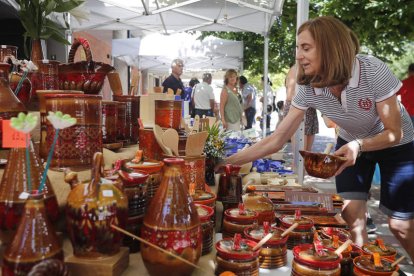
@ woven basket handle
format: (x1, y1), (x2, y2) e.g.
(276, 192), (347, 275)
(68, 37), (93, 63)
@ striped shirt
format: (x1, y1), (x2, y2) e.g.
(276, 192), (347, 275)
(292, 54), (414, 146)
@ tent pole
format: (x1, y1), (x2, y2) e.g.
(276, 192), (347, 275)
(295, 0), (309, 185)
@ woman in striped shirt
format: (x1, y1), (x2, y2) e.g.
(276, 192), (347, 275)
(225, 16), (414, 262)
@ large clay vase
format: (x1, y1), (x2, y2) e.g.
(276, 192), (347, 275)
(141, 158), (202, 276)
(0, 62), (27, 149)
(65, 152), (128, 258)
(1, 191), (64, 276)
(0, 140), (59, 244)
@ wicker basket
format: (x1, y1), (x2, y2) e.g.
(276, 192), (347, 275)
(58, 37), (114, 94)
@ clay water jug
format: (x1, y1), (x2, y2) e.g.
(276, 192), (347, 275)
(2, 191), (63, 276)
(0, 139), (59, 244)
(141, 158), (202, 276)
(65, 152), (128, 258)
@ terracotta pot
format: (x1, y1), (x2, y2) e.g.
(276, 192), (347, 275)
(0, 45), (18, 62)
(243, 186), (275, 225)
(112, 95), (140, 144)
(244, 222), (289, 269)
(65, 152), (128, 258)
(279, 210), (315, 250)
(154, 100), (182, 130)
(195, 204), (214, 255)
(362, 239), (397, 261)
(2, 192), (63, 276)
(215, 234), (260, 276)
(222, 203), (258, 239)
(138, 128), (163, 160)
(353, 254), (398, 276)
(36, 90), (83, 160)
(0, 140), (59, 244)
(118, 170), (149, 253)
(217, 164), (243, 204)
(291, 244), (341, 276)
(45, 94), (102, 170)
(319, 227), (352, 243)
(0, 62), (26, 149)
(36, 60), (60, 91)
(165, 154), (206, 191)
(102, 100), (118, 144)
(141, 158), (201, 276)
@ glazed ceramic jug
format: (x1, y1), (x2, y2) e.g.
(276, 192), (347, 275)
(65, 152), (128, 258)
(217, 164), (243, 206)
(0, 62), (27, 149)
(141, 158), (202, 276)
(2, 191), (63, 276)
(0, 139), (59, 244)
(243, 185), (275, 225)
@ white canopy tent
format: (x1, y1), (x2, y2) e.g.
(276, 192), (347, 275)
(112, 33), (243, 73)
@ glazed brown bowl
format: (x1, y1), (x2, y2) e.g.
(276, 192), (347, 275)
(299, 150), (347, 179)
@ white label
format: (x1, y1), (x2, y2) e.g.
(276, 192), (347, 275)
(19, 192), (30, 199)
(102, 190), (114, 197)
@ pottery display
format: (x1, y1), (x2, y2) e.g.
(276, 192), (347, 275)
(222, 203), (258, 239)
(36, 90), (84, 160)
(279, 210), (315, 250)
(141, 158), (201, 276)
(196, 204), (215, 255)
(0, 140), (59, 244)
(118, 169), (149, 253)
(362, 239), (397, 261)
(353, 253), (398, 276)
(244, 222), (289, 269)
(101, 100), (118, 144)
(243, 186), (275, 225)
(2, 192), (63, 276)
(45, 94), (102, 170)
(154, 100), (182, 130)
(65, 152), (128, 258)
(112, 95), (140, 144)
(317, 234), (353, 276)
(138, 128), (164, 160)
(291, 244), (341, 276)
(0, 62), (27, 149)
(215, 234), (260, 276)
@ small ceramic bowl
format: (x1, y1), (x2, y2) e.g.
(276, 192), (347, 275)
(299, 150), (347, 179)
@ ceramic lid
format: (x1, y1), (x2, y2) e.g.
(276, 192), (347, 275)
(192, 189), (215, 201)
(244, 222), (287, 246)
(354, 254), (395, 272)
(224, 203), (258, 223)
(362, 239), (396, 256)
(215, 234), (260, 260)
(195, 204), (214, 222)
(118, 170), (149, 187)
(242, 187), (274, 212)
(293, 244), (341, 269)
(280, 210), (314, 230)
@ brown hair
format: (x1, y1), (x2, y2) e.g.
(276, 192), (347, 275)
(224, 69), (238, 85)
(296, 16), (359, 88)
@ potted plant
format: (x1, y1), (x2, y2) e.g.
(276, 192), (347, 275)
(204, 123), (228, 186)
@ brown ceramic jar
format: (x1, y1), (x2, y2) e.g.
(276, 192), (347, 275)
(222, 203), (258, 239)
(138, 128), (164, 160)
(243, 186), (275, 225)
(279, 210), (315, 250)
(217, 164), (243, 211)
(244, 222), (289, 269)
(154, 100), (182, 130)
(112, 95), (140, 144)
(353, 253), (398, 276)
(362, 239), (397, 261)
(196, 204), (215, 255)
(101, 100), (118, 144)
(215, 234), (260, 276)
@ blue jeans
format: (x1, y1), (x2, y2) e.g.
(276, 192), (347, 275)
(244, 107), (256, 129)
(194, 108), (213, 118)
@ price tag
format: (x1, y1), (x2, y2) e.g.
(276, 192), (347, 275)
(1, 120), (28, 148)
(102, 190), (114, 197)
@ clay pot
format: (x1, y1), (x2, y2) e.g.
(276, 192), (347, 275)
(0, 45), (17, 62)
(243, 186), (275, 225)
(291, 244), (341, 276)
(299, 150), (346, 179)
(353, 254), (398, 276)
(244, 222), (289, 269)
(2, 192), (63, 276)
(101, 100), (118, 144)
(154, 100), (182, 130)
(222, 203), (258, 239)
(9, 71), (32, 106)
(141, 158), (201, 276)
(112, 95), (140, 144)
(138, 128), (164, 160)
(65, 152), (128, 258)
(362, 239), (397, 261)
(217, 164), (243, 204)
(116, 101), (127, 141)
(215, 234), (260, 276)
(195, 204), (214, 255)
(45, 94), (102, 170)
(279, 210), (315, 250)
(0, 140), (59, 244)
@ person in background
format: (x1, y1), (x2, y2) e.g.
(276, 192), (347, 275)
(239, 76), (256, 129)
(224, 16), (414, 262)
(260, 76), (275, 134)
(162, 58), (185, 97)
(398, 63), (414, 126)
(187, 77), (200, 117)
(220, 69), (242, 131)
(192, 73), (215, 118)
(284, 64), (319, 151)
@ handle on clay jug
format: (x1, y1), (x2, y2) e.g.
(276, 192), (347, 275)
(89, 152), (103, 197)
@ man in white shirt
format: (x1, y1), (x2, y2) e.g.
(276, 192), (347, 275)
(239, 76), (257, 129)
(192, 73), (215, 117)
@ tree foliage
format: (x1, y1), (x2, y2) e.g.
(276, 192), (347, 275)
(201, 0), (414, 76)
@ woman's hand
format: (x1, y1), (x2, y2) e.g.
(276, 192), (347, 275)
(333, 140), (360, 175)
(222, 120), (228, 129)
